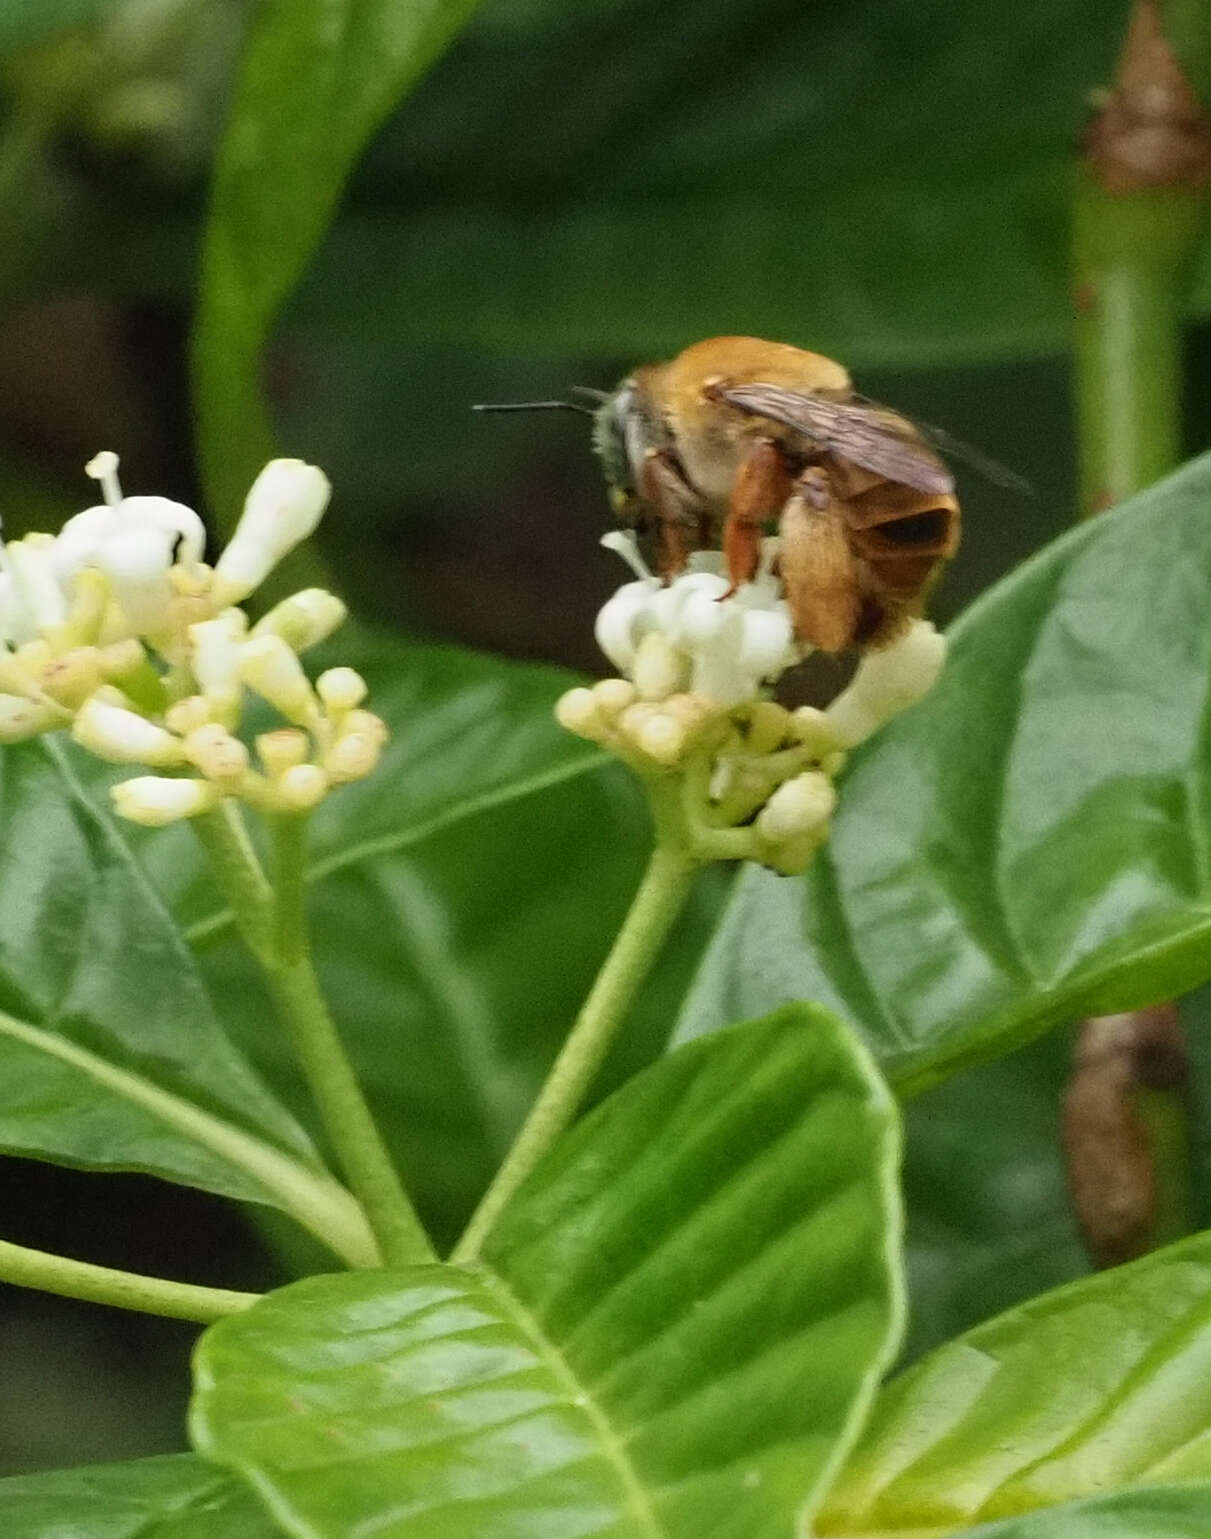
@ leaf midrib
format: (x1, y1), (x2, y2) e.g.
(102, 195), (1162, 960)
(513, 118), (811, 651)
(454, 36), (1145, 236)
(472, 1261), (670, 1539)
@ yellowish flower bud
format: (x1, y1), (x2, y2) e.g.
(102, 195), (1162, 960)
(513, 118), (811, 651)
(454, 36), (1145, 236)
(591, 678), (637, 719)
(165, 695), (216, 735)
(632, 631), (688, 701)
(111, 775), (219, 826)
(555, 687), (603, 738)
(257, 728), (311, 778)
(238, 635), (319, 726)
(40, 648), (104, 710)
(756, 771), (836, 842)
(183, 723), (250, 782)
(253, 589), (348, 653)
(316, 666), (367, 714)
(0, 693), (64, 742)
(276, 762), (328, 810)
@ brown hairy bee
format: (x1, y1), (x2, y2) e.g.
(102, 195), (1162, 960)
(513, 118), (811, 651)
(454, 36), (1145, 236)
(591, 336), (960, 653)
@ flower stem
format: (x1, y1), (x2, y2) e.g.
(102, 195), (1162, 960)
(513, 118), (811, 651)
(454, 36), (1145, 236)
(0, 1237), (257, 1324)
(1066, 0), (1208, 1262)
(453, 840), (699, 1261)
(193, 807), (435, 1266)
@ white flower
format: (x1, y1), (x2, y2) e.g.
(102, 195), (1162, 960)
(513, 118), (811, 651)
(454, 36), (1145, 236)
(212, 459), (331, 604)
(594, 533), (798, 708)
(252, 589), (347, 652)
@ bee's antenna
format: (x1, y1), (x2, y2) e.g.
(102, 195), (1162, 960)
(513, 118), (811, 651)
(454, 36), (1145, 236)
(570, 387), (609, 404)
(471, 399), (595, 416)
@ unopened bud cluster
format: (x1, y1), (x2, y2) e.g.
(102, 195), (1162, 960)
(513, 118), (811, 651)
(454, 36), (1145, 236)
(557, 534), (946, 874)
(0, 453), (387, 826)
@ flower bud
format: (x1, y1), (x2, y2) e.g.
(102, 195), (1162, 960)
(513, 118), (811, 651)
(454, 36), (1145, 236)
(555, 687), (603, 739)
(183, 723), (250, 782)
(632, 631), (689, 700)
(276, 763), (328, 810)
(824, 621), (946, 747)
(591, 678), (637, 719)
(324, 712), (388, 783)
(39, 648), (104, 709)
(257, 728), (311, 778)
(252, 589), (347, 653)
(166, 695), (216, 735)
(756, 771), (836, 842)
(0, 693), (63, 742)
(316, 666), (367, 713)
(73, 697), (186, 767)
(111, 776), (219, 826)
(633, 710), (687, 765)
(7, 535), (67, 636)
(238, 635), (319, 726)
(189, 611), (247, 726)
(212, 460), (331, 604)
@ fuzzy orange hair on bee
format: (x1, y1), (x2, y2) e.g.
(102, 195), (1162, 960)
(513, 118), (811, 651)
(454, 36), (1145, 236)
(476, 336), (961, 654)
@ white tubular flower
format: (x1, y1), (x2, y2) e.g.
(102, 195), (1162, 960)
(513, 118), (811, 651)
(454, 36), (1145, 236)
(824, 620), (947, 747)
(252, 589), (347, 653)
(72, 696), (185, 766)
(111, 776), (220, 826)
(189, 611), (248, 724)
(238, 634), (320, 726)
(212, 460), (331, 604)
(594, 534), (797, 709)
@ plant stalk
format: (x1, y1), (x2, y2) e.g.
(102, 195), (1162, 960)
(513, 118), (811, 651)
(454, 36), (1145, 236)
(1066, 0), (1209, 1261)
(454, 840), (699, 1261)
(194, 807), (435, 1266)
(0, 1238), (258, 1324)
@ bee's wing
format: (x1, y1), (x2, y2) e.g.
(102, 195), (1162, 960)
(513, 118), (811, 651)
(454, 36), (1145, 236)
(716, 383), (956, 497)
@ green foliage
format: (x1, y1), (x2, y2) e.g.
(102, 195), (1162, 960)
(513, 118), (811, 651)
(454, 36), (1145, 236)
(193, 0), (486, 526)
(822, 1229), (1211, 1535)
(192, 1006), (904, 1539)
(0, 1453), (277, 1538)
(140, 633), (721, 1246)
(678, 451), (1211, 1092)
(0, 736), (328, 1206)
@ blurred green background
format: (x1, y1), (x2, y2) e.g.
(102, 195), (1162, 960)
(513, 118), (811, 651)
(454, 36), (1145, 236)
(0, 0), (1206, 1478)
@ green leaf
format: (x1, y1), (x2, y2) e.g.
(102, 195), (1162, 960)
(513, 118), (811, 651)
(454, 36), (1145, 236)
(163, 634), (721, 1249)
(0, 0), (119, 49)
(676, 450), (1211, 1094)
(192, 1005), (904, 1539)
(819, 1229), (1211, 1537)
(0, 737), (374, 1264)
(193, 0), (486, 525)
(0, 1452), (281, 1539)
(946, 1485), (1211, 1538)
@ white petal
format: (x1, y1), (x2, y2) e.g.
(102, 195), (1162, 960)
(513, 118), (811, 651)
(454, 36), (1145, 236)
(120, 495), (206, 566)
(735, 606), (796, 675)
(593, 580), (655, 672)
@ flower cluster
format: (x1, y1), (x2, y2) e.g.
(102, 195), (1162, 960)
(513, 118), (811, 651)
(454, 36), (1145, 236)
(557, 532), (945, 873)
(0, 453), (386, 826)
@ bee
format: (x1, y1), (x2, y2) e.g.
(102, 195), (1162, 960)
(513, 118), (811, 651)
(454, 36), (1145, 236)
(590, 336), (959, 654)
(474, 335), (961, 654)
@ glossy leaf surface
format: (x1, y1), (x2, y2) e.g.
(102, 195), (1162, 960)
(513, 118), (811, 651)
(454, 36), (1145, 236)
(820, 1229), (1211, 1536)
(193, 1006), (904, 1539)
(945, 1485), (1211, 1538)
(0, 1453), (280, 1539)
(194, 0), (485, 522)
(677, 452), (1211, 1093)
(0, 737), (342, 1217)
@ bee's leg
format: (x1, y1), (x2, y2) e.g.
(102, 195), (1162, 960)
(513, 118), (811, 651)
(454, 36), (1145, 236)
(721, 438), (792, 594)
(779, 470), (861, 653)
(639, 448), (703, 578)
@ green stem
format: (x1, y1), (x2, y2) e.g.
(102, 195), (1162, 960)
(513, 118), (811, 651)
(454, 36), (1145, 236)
(263, 948), (435, 1265)
(1072, 181), (1201, 512)
(195, 806), (434, 1266)
(0, 1238), (257, 1324)
(1068, 0), (1207, 1260)
(454, 841), (699, 1261)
